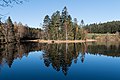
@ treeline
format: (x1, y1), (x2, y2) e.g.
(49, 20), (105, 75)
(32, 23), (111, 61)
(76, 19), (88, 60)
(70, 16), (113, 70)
(0, 6), (88, 43)
(43, 6), (87, 40)
(0, 16), (41, 43)
(83, 21), (120, 33)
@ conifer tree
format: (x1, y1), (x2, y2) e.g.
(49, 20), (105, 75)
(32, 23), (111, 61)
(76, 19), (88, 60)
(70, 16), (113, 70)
(7, 16), (15, 42)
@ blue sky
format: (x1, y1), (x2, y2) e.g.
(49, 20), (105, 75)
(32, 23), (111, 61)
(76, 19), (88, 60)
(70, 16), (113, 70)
(1, 0), (120, 28)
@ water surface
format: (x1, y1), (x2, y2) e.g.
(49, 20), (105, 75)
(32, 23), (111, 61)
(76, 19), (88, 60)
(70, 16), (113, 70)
(0, 42), (120, 80)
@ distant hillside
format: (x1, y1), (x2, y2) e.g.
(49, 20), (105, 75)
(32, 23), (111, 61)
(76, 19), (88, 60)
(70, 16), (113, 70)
(83, 21), (120, 33)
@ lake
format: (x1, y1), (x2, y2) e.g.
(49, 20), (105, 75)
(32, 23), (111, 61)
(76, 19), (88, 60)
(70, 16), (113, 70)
(0, 42), (120, 80)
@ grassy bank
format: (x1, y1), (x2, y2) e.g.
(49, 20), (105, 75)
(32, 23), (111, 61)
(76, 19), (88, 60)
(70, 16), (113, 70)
(87, 33), (120, 42)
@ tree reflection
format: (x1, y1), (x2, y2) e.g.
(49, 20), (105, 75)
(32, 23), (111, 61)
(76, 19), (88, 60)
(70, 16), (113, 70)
(42, 43), (87, 75)
(42, 42), (120, 75)
(87, 42), (120, 57)
(0, 43), (43, 68)
(0, 42), (120, 75)
(80, 43), (88, 63)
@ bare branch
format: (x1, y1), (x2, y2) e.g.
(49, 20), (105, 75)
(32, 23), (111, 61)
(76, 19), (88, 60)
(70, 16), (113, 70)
(0, 0), (27, 7)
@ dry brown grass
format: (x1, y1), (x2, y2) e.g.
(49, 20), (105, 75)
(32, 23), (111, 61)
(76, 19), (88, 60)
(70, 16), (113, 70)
(26, 39), (97, 43)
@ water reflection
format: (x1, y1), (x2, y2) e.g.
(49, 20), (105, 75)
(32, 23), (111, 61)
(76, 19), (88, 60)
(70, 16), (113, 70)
(0, 42), (120, 76)
(87, 42), (120, 57)
(0, 43), (41, 68)
(42, 43), (86, 75)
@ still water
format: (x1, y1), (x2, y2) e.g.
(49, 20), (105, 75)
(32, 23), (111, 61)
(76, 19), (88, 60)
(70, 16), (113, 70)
(0, 42), (120, 80)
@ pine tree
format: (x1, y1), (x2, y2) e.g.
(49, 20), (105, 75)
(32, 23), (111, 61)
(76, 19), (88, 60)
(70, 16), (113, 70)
(43, 15), (51, 40)
(54, 11), (61, 40)
(67, 15), (73, 40)
(73, 18), (78, 40)
(61, 6), (69, 40)
(7, 16), (15, 42)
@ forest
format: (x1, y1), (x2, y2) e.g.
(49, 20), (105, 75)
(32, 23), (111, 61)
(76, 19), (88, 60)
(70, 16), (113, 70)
(0, 6), (87, 43)
(0, 16), (42, 43)
(83, 21), (120, 33)
(0, 5), (120, 43)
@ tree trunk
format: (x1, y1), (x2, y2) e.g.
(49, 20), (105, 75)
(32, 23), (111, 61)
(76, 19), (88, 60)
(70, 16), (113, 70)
(65, 23), (68, 40)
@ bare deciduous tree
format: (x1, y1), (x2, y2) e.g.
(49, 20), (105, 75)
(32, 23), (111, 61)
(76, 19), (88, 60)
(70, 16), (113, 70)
(0, 0), (27, 7)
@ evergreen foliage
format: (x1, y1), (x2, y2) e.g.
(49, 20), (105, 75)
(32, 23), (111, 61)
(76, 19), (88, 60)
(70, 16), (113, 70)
(83, 21), (120, 33)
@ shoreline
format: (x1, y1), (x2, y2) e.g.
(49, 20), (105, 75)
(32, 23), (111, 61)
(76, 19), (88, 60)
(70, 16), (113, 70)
(23, 39), (97, 43)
